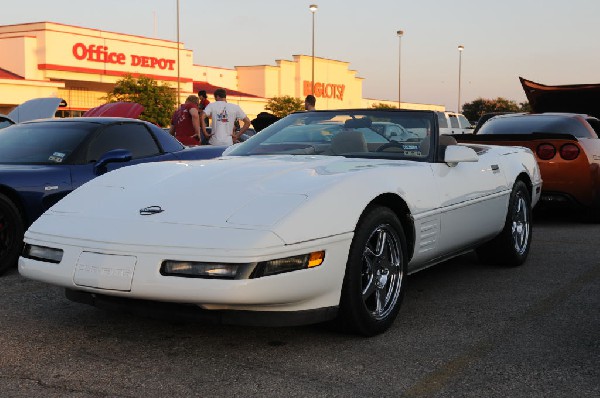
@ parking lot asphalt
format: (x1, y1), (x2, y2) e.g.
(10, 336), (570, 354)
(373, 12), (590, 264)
(0, 209), (598, 398)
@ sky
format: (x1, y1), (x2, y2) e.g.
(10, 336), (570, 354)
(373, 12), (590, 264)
(3, 0), (600, 112)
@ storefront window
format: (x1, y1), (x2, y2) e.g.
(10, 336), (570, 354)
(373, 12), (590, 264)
(55, 110), (85, 118)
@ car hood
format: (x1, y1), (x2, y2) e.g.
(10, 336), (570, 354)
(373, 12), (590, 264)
(0, 164), (71, 187)
(82, 102), (144, 118)
(520, 77), (600, 118)
(7, 97), (65, 123)
(27, 155), (424, 249)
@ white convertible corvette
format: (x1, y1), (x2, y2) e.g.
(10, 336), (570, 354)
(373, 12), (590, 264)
(19, 110), (542, 336)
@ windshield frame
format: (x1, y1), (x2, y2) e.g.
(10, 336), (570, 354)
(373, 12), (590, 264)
(228, 109), (436, 162)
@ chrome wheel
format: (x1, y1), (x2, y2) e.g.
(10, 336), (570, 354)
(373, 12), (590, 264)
(475, 180), (532, 267)
(511, 192), (530, 255)
(337, 206), (407, 335)
(361, 224), (404, 321)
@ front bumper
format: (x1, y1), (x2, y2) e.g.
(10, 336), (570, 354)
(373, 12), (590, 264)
(65, 289), (338, 326)
(19, 232), (353, 315)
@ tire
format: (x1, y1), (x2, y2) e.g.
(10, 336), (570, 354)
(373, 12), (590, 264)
(476, 180), (532, 267)
(336, 206), (408, 336)
(0, 193), (24, 276)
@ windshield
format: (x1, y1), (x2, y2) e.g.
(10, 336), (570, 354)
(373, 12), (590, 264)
(228, 110), (434, 160)
(0, 121), (94, 164)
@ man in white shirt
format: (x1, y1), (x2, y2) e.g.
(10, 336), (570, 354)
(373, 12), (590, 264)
(200, 88), (251, 146)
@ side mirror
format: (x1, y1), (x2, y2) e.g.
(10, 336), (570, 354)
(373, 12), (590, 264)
(94, 149), (132, 175)
(443, 145), (478, 166)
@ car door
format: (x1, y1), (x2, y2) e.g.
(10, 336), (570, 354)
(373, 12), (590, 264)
(447, 114), (461, 135)
(457, 114), (473, 134)
(431, 146), (510, 254)
(436, 112), (451, 135)
(70, 122), (177, 188)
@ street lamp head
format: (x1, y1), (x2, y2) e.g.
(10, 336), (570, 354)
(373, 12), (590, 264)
(397, 30), (404, 37)
(458, 45), (464, 51)
(309, 4), (318, 13)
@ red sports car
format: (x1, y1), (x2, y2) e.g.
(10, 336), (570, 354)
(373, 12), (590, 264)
(457, 112), (600, 220)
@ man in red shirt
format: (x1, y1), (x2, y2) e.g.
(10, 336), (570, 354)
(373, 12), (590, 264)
(169, 95), (201, 146)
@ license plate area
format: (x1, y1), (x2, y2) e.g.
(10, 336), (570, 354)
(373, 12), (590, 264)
(74, 252), (137, 291)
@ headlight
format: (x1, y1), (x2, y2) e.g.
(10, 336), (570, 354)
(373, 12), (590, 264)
(161, 251), (325, 279)
(161, 261), (241, 279)
(22, 244), (64, 263)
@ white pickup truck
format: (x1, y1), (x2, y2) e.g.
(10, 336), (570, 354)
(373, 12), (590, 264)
(435, 111), (473, 135)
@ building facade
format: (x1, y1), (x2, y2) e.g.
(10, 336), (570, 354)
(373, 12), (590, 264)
(0, 22), (444, 121)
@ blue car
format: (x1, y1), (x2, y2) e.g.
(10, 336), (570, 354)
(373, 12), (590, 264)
(0, 117), (226, 274)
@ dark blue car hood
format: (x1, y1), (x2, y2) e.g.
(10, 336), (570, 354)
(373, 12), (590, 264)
(0, 164), (73, 226)
(0, 164), (71, 187)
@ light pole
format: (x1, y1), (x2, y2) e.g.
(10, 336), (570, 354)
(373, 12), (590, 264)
(397, 30), (403, 109)
(309, 4), (318, 95)
(457, 45), (464, 112)
(176, 0), (181, 103)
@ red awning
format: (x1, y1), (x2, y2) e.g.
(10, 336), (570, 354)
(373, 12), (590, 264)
(0, 67), (23, 80)
(193, 82), (259, 98)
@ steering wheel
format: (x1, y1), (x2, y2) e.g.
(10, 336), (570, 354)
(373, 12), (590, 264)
(376, 141), (407, 152)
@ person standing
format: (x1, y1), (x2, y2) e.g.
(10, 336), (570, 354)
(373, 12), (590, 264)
(198, 90), (210, 111)
(169, 95), (201, 146)
(197, 90), (210, 144)
(201, 88), (251, 146)
(305, 94), (316, 111)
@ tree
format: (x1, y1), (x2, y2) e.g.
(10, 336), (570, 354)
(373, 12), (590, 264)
(371, 103), (398, 109)
(519, 101), (531, 113)
(265, 96), (304, 118)
(105, 74), (177, 127)
(462, 97), (529, 122)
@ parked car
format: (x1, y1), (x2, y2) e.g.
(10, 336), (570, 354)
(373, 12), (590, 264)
(238, 127), (256, 142)
(456, 112), (600, 220)
(0, 115), (13, 129)
(0, 117), (226, 274)
(82, 101), (145, 118)
(472, 112), (517, 134)
(19, 109), (541, 336)
(0, 97), (66, 129)
(435, 111), (473, 135)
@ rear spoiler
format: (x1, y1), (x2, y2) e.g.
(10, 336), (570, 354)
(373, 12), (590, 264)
(454, 132), (578, 143)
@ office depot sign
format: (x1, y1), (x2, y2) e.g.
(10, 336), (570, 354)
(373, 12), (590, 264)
(72, 43), (176, 70)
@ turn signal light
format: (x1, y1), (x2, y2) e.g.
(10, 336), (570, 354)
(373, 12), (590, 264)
(536, 144), (556, 160)
(559, 143), (580, 160)
(253, 251), (325, 278)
